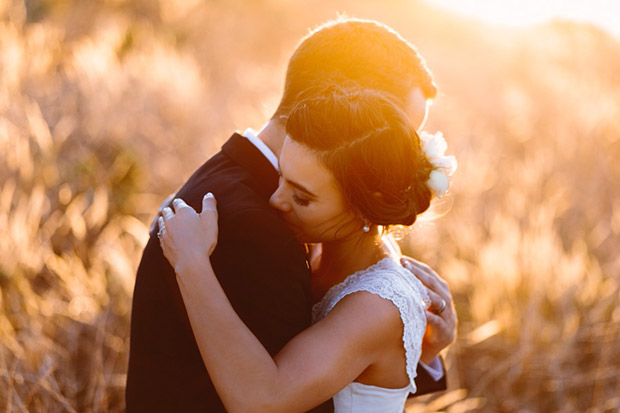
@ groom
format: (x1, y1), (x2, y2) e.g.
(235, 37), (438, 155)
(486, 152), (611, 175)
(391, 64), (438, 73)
(127, 18), (455, 412)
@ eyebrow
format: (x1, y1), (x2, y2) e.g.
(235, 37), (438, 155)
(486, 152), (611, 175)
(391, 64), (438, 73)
(285, 178), (318, 198)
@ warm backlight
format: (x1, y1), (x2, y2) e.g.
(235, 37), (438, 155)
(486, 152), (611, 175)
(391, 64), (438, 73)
(423, 0), (620, 38)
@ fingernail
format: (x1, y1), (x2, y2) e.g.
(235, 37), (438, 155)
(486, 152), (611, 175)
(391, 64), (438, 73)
(205, 192), (213, 198)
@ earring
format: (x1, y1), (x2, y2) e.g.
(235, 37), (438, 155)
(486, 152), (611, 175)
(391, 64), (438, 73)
(362, 218), (370, 233)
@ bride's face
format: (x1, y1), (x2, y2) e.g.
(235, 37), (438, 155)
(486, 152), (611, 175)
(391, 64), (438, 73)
(269, 137), (360, 243)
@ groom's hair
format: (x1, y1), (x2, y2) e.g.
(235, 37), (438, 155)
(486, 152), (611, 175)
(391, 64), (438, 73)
(273, 18), (437, 120)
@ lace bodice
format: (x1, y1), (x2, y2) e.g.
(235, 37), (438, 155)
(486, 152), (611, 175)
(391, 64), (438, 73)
(312, 257), (431, 412)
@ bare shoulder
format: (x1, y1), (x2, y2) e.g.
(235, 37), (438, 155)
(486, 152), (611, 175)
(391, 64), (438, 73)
(322, 290), (410, 387)
(325, 291), (404, 349)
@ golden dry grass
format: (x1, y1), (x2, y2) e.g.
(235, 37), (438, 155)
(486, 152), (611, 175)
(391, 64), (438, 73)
(1, 0), (619, 411)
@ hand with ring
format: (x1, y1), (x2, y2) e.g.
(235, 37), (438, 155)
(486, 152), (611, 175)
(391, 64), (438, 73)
(434, 298), (447, 315)
(157, 193), (219, 273)
(150, 193), (176, 235)
(400, 257), (456, 365)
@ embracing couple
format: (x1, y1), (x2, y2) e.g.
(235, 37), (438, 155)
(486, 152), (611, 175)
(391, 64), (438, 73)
(126, 18), (457, 413)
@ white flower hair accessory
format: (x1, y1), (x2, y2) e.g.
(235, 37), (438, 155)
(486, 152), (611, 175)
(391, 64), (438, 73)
(419, 131), (457, 198)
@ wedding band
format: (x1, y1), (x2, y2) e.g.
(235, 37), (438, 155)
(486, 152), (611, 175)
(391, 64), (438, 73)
(157, 223), (166, 239)
(434, 298), (447, 315)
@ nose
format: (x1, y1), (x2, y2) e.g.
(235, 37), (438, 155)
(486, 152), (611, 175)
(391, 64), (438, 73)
(269, 183), (291, 213)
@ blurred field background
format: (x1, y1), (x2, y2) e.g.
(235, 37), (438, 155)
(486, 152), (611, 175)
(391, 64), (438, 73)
(1, 0), (619, 411)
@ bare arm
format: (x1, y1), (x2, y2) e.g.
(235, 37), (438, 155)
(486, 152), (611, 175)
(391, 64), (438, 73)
(158, 195), (400, 412)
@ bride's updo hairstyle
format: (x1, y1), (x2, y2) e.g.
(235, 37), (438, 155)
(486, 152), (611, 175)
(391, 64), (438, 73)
(286, 84), (433, 227)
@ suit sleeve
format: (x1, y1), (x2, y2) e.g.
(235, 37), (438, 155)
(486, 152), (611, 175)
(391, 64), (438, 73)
(411, 358), (447, 397)
(211, 206), (312, 355)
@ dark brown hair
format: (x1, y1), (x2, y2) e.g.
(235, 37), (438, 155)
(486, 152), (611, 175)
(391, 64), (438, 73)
(275, 18), (437, 119)
(286, 83), (433, 227)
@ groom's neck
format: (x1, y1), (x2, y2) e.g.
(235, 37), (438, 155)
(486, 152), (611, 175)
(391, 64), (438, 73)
(256, 118), (287, 158)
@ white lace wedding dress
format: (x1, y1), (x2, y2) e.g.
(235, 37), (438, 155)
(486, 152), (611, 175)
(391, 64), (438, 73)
(312, 257), (430, 413)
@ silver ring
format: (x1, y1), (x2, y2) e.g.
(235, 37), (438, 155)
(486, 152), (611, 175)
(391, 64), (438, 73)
(157, 225), (166, 239)
(434, 299), (447, 315)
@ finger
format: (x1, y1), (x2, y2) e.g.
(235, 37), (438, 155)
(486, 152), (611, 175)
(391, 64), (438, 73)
(157, 217), (165, 234)
(401, 256), (447, 282)
(158, 224), (167, 252)
(400, 256), (431, 271)
(172, 198), (193, 212)
(426, 310), (456, 343)
(402, 260), (449, 298)
(160, 193), (174, 213)
(157, 217), (167, 245)
(401, 257), (448, 288)
(400, 257), (435, 280)
(162, 207), (174, 221)
(151, 194), (175, 233)
(426, 289), (444, 313)
(400, 256), (423, 268)
(402, 259), (443, 293)
(425, 311), (446, 329)
(163, 193), (175, 206)
(201, 192), (217, 213)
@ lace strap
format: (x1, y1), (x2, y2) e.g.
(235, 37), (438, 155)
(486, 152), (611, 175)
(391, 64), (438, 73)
(312, 258), (429, 389)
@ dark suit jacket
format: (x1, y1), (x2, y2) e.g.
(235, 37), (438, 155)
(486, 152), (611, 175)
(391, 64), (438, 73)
(126, 133), (445, 412)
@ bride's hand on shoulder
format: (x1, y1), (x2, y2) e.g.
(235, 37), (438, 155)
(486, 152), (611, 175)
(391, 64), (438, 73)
(157, 193), (219, 272)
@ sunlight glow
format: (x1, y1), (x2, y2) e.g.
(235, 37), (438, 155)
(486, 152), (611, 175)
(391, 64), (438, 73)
(423, 0), (620, 38)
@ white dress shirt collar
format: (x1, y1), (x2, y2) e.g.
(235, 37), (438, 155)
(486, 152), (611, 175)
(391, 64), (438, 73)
(241, 128), (279, 172)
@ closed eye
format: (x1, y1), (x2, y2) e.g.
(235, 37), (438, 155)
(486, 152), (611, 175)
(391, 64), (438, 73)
(292, 193), (310, 207)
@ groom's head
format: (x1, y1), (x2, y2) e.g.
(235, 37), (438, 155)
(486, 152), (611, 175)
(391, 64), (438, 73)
(274, 18), (437, 130)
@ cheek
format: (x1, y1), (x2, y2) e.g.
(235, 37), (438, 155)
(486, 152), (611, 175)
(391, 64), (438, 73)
(301, 206), (357, 239)
(293, 205), (325, 227)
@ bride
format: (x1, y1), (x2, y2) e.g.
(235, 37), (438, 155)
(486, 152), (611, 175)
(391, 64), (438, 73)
(157, 84), (456, 412)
